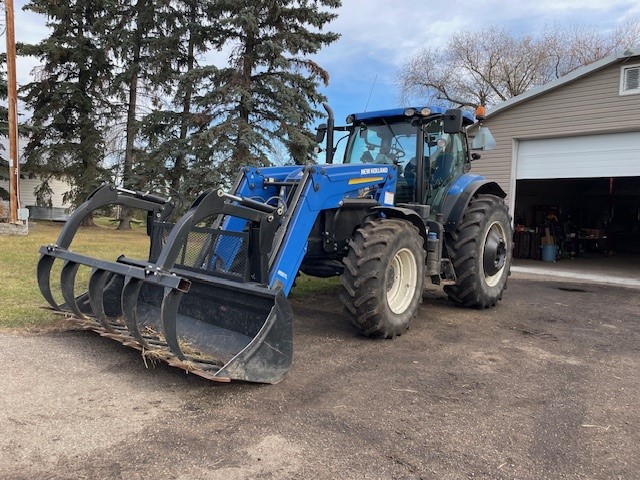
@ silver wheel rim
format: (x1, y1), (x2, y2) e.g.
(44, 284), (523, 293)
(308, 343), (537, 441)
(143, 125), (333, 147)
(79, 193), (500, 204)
(387, 247), (418, 314)
(482, 220), (507, 287)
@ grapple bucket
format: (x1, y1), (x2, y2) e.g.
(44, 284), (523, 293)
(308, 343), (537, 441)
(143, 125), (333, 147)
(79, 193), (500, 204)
(37, 184), (293, 383)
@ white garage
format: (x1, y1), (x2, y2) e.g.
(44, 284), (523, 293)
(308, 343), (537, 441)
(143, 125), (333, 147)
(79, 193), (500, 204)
(470, 47), (640, 264)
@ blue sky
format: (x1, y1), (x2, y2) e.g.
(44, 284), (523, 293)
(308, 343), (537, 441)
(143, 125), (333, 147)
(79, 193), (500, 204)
(6, 0), (640, 130)
(312, 0), (640, 125)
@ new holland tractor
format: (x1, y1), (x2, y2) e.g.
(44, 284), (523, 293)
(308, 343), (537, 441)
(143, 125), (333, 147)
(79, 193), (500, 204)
(37, 104), (512, 383)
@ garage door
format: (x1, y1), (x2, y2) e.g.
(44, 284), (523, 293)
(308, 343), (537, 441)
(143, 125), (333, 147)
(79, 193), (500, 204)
(517, 132), (640, 179)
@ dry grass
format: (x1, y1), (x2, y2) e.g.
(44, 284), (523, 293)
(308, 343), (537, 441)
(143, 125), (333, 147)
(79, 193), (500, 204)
(0, 219), (150, 330)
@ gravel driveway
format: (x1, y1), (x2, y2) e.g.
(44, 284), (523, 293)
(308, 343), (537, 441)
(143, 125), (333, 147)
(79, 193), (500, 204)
(1, 276), (639, 479)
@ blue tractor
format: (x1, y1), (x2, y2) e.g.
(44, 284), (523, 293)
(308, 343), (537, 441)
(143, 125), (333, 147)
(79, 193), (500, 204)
(37, 105), (512, 383)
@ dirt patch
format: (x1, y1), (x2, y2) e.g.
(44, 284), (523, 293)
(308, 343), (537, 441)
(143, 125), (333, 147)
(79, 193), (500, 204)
(1, 277), (639, 479)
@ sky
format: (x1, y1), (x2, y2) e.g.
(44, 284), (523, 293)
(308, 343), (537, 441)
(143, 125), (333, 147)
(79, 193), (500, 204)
(4, 0), (640, 131)
(311, 0), (640, 124)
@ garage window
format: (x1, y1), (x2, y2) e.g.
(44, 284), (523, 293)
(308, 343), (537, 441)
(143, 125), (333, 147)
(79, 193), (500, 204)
(620, 64), (640, 95)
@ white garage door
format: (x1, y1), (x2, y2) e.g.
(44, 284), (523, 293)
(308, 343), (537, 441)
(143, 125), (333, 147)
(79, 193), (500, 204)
(517, 132), (640, 179)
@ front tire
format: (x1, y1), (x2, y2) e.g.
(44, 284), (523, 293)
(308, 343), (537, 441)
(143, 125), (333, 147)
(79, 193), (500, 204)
(340, 218), (425, 338)
(444, 194), (513, 308)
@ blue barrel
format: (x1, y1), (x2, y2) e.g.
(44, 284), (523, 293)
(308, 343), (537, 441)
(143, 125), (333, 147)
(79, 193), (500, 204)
(540, 244), (558, 262)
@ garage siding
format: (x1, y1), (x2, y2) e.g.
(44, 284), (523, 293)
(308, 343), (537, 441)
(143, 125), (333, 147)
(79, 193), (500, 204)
(470, 56), (640, 200)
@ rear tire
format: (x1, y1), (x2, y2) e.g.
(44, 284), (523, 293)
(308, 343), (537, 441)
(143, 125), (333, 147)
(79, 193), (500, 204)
(444, 194), (513, 308)
(340, 218), (425, 338)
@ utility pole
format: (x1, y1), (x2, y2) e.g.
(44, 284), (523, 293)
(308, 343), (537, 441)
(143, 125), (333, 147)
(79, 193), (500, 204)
(5, 0), (19, 223)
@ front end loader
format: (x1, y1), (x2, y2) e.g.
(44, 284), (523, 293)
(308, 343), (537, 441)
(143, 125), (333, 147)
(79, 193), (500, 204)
(37, 105), (511, 383)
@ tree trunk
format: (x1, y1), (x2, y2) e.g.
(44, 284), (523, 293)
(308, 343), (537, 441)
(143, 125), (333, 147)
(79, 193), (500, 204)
(232, 31), (255, 167)
(77, 19), (98, 229)
(118, 0), (144, 230)
(81, 214), (97, 227)
(171, 8), (195, 192)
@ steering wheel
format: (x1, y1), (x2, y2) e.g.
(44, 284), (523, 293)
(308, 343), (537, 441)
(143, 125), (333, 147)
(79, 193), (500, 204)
(389, 147), (405, 160)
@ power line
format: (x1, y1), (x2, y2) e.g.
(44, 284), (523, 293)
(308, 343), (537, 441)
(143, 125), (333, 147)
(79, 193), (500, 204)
(363, 74), (377, 112)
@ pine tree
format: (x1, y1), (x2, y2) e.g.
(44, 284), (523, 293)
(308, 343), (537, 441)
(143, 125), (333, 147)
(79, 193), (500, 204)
(137, 0), (224, 199)
(106, 0), (185, 228)
(198, 0), (341, 172)
(21, 0), (115, 222)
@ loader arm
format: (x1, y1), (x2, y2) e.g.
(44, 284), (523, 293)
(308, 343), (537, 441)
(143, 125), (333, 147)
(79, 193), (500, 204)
(260, 163), (397, 293)
(202, 163), (398, 294)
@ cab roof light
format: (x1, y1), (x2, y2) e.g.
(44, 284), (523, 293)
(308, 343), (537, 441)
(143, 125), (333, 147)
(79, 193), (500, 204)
(475, 105), (486, 121)
(404, 107), (432, 117)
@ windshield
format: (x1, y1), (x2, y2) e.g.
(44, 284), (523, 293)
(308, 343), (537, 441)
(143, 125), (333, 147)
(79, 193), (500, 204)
(344, 121), (417, 173)
(342, 118), (468, 205)
(343, 119), (453, 172)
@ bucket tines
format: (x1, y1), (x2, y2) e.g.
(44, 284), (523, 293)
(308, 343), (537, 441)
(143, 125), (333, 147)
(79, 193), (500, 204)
(36, 184), (293, 383)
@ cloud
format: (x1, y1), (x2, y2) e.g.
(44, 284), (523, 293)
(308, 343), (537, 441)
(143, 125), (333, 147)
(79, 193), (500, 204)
(311, 0), (640, 124)
(4, 0), (640, 132)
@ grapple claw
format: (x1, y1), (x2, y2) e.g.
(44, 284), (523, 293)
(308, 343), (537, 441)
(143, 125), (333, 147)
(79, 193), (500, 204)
(160, 287), (186, 360)
(37, 254), (61, 311)
(36, 182), (294, 383)
(60, 261), (85, 319)
(88, 269), (117, 333)
(121, 277), (152, 349)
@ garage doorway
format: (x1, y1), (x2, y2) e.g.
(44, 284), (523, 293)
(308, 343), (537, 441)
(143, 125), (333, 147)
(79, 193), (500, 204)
(512, 177), (640, 265)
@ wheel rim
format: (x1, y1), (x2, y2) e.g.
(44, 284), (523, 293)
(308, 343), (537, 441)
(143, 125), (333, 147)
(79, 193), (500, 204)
(482, 220), (507, 287)
(386, 247), (418, 314)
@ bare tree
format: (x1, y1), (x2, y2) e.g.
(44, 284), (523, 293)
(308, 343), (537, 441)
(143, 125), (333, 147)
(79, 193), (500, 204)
(398, 18), (640, 108)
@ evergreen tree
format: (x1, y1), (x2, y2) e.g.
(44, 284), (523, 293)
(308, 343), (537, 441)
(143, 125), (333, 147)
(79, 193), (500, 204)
(21, 0), (115, 221)
(198, 0), (340, 172)
(137, 0), (224, 199)
(107, 0), (184, 228)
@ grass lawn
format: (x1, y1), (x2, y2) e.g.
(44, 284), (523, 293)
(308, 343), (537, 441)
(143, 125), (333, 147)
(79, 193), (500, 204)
(0, 218), (341, 330)
(0, 219), (150, 330)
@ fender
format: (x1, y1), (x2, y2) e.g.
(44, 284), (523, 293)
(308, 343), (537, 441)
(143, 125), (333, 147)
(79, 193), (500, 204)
(369, 206), (429, 246)
(441, 178), (506, 232)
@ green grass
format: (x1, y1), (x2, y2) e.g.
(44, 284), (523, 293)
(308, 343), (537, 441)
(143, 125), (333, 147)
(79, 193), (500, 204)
(0, 217), (342, 330)
(289, 274), (341, 299)
(0, 219), (150, 329)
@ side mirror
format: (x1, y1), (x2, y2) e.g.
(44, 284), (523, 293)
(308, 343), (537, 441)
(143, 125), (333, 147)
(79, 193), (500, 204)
(443, 109), (463, 134)
(471, 152), (481, 161)
(471, 126), (496, 151)
(315, 123), (327, 143)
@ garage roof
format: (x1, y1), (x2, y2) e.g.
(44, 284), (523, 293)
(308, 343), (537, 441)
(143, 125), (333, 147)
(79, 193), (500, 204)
(485, 46), (640, 119)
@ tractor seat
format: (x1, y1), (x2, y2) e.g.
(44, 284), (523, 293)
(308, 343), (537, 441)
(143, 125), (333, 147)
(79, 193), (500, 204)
(431, 152), (454, 186)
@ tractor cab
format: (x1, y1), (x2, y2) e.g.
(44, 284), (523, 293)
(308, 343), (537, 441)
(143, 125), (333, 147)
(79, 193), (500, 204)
(338, 107), (477, 216)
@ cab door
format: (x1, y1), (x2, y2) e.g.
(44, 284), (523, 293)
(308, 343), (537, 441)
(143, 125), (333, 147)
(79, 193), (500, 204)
(424, 131), (468, 219)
